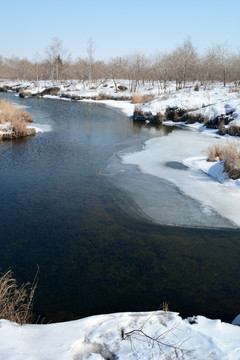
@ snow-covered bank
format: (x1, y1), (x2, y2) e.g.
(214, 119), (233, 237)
(1, 311), (240, 360)
(2, 79), (240, 135)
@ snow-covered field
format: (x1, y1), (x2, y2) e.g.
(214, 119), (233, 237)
(1, 311), (240, 360)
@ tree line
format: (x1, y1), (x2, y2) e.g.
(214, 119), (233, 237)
(1, 37), (240, 90)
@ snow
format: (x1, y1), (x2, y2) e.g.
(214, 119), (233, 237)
(1, 311), (240, 360)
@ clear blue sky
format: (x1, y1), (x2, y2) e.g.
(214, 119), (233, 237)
(0, 0), (240, 61)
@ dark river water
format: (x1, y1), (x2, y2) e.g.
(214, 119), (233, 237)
(0, 92), (240, 323)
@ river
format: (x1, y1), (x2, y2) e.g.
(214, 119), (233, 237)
(0, 92), (239, 323)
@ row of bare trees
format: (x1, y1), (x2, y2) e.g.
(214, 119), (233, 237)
(0, 38), (240, 89)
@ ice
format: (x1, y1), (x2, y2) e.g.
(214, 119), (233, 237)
(106, 129), (239, 228)
(28, 123), (52, 133)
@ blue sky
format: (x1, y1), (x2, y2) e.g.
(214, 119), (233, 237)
(0, 0), (240, 61)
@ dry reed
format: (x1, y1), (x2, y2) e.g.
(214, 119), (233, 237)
(131, 93), (144, 104)
(0, 99), (35, 139)
(207, 142), (240, 179)
(224, 143), (240, 179)
(206, 144), (226, 162)
(0, 269), (38, 325)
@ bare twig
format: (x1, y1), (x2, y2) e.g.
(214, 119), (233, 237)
(122, 310), (194, 359)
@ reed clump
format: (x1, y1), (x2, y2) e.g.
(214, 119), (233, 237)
(131, 93), (144, 104)
(207, 142), (240, 179)
(0, 99), (35, 139)
(0, 269), (37, 325)
(206, 144), (226, 162)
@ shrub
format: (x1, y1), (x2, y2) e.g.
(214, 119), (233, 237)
(194, 83), (199, 91)
(185, 113), (205, 124)
(227, 124), (240, 137)
(0, 269), (37, 325)
(131, 93), (144, 104)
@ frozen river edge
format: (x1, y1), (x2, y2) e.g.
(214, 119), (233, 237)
(118, 129), (240, 228)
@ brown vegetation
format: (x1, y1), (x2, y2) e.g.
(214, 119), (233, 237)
(207, 144), (226, 162)
(131, 93), (144, 104)
(207, 142), (240, 179)
(224, 143), (240, 179)
(185, 113), (205, 124)
(0, 269), (37, 325)
(0, 99), (35, 139)
(227, 124), (240, 137)
(143, 94), (155, 103)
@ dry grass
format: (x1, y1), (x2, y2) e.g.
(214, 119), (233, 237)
(131, 93), (144, 104)
(207, 142), (240, 179)
(93, 93), (111, 101)
(0, 99), (16, 124)
(0, 99), (33, 124)
(206, 144), (226, 162)
(224, 143), (240, 179)
(0, 99), (35, 139)
(143, 94), (155, 103)
(0, 269), (38, 325)
(228, 86), (240, 94)
(12, 118), (28, 137)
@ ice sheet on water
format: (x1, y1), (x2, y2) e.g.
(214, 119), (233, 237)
(104, 154), (232, 229)
(104, 129), (237, 228)
(29, 123), (52, 133)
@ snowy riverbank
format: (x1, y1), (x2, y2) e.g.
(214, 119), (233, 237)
(1, 311), (240, 360)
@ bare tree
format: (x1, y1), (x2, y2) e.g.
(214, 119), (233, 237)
(170, 38), (198, 89)
(151, 53), (172, 92)
(215, 44), (230, 86)
(45, 37), (67, 82)
(126, 53), (149, 92)
(33, 52), (41, 82)
(86, 37), (95, 84)
(107, 57), (123, 91)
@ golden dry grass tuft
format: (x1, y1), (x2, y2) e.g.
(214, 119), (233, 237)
(224, 143), (240, 179)
(0, 99), (35, 139)
(0, 269), (38, 325)
(131, 93), (144, 104)
(206, 144), (226, 162)
(207, 142), (240, 179)
(0, 99), (33, 124)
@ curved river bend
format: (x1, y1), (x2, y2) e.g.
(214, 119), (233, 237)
(0, 93), (239, 323)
